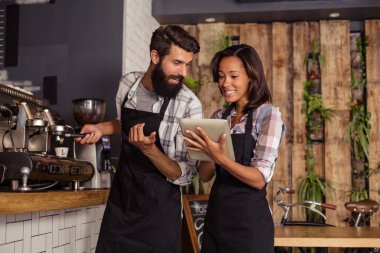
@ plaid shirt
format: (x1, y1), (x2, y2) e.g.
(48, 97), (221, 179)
(116, 72), (203, 186)
(211, 103), (284, 183)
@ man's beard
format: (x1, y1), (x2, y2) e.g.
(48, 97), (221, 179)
(151, 63), (184, 99)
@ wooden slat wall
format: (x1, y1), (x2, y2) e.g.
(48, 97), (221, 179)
(240, 23), (276, 211)
(320, 20), (352, 227)
(365, 20), (380, 227)
(271, 22), (292, 225)
(225, 24), (240, 38)
(240, 23), (273, 93)
(197, 23), (226, 118)
(182, 25), (200, 81)
(183, 19), (380, 228)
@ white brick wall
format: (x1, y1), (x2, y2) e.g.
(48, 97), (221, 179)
(123, 0), (160, 74)
(0, 206), (105, 253)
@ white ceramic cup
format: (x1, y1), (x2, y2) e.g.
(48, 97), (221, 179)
(55, 147), (69, 157)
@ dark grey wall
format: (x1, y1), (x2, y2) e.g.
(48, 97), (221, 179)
(7, 0), (123, 127)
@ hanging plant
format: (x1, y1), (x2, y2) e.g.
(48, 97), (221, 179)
(184, 77), (204, 95)
(350, 70), (366, 103)
(301, 40), (332, 142)
(302, 91), (332, 142)
(213, 31), (232, 52)
(298, 41), (335, 224)
(304, 40), (326, 68)
(344, 104), (371, 161)
(345, 33), (378, 220)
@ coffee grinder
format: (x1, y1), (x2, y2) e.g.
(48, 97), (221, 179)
(72, 98), (112, 189)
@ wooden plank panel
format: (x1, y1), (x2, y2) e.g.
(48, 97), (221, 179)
(272, 22), (291, 181)
(320, 20), (351, 111)
(324, 111), (352, 227)
(321, 20), (351, 227)
(197, 22), (225, 66)
(182, 25), (200, 80)
(240, 23), (273, 92)
(197, 23), (226, 118)
(225, 24), (240, 37)
(365, 19), (380, 227)
(271, 22), (292, 226)
(291, 144), (307, 221)
(198, 66), (224, 118)
(312, 143), (325, 177)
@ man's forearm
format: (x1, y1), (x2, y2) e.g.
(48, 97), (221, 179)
(96, 118), (121, 136)
(142, 145), (182, 181)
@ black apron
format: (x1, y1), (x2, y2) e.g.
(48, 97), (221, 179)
(201, 105), (274, 253)
(96, 94), (181, 253)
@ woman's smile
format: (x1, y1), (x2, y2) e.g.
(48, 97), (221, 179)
(222, 89), (237, 97)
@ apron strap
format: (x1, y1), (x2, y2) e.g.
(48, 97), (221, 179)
(242, 108), (254, 166)
(159, 98), (170, 119)
(221, 103), (234, 120)
(121, 91), (129, 109)
(221, 104), (254, 166)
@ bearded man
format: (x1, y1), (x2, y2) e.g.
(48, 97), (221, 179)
(77, 25), (202, 253)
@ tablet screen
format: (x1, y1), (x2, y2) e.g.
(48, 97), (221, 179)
(179, 119), (235, 161)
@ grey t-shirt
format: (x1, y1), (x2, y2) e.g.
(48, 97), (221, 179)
(134, 83), (159, 112)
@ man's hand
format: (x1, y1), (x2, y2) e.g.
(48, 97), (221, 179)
(129, 123), (157, 153)
(75, 124), (103, 144)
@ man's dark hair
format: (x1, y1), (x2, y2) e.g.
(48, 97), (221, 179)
(150, 25), (200, 58)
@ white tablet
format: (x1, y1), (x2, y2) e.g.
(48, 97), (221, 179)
(179, 118), (235, 161)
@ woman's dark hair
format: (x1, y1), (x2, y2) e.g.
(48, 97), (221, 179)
(150, 25), (200, 58)
(211, 44), (272, 112)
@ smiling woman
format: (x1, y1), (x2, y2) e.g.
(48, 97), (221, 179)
(183, 44), (284, 253)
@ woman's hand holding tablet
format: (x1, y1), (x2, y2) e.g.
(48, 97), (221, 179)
(180, 119), (235, 162)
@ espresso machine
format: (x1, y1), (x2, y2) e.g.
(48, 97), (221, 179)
(72, 98), (112, 189)
(0, 83), (94, 191)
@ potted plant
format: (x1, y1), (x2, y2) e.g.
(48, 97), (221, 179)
(297, 145), (335, 223)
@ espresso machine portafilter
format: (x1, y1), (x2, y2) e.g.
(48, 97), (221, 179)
(72, 98), (112, 189)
